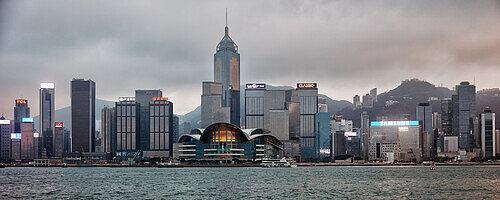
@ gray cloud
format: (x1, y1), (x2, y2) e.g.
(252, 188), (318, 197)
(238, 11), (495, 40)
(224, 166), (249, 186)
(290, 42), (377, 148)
(1, 0), (499, 119)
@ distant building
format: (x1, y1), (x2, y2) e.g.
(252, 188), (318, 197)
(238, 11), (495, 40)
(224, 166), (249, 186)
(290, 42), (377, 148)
(456, 81), (476, 150)
(331, 131), (345, 158)
(40, 82), (55, 157)
(331, 116), (353, 133)
(115, 97), (140, 151)
(362, 94), (374, 108)
(353, 95), (361, 109)
(135, 89), (162, 151)
(20, 120), (35, 160)
(442, 136), (459, 152)
(297, 83), (319, 159)
(53, 122), (65, 158)
(316, 112), (330, 158)
(244, 83), (266, 129)
(0, 118), (12, 160)
(441, 98), (453, 136)
(71, 79), (96, 152)
(201, 81), (229, 128)
(479, 108), (495, 157)
(172, 116), (179, 144)
(11, 133), (21, 160)
(318, 97), (328, 112)
(182, 122), (191, 136)
(101, 106), (116, 153)
(417, 102), (433, 158)
(148, 98), (173, 157)
(13, 99), (30, 133)
(370, 88), (377, 103)
(360, 111), (370, 160)
(369, 121), (422, 162)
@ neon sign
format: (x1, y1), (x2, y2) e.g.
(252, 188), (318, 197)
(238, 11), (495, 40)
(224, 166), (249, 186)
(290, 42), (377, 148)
(0, 120), (10, 125)
(22, 118), (33, 123)
(245, 83), (266, 89)
(11, 133), (21, 140)
(55, 122), (64, 128)
(297, 83), (317, 89)
(40, 82), (55, 89)
(15, 99), (28, 106)
(370, 121), (419, 127)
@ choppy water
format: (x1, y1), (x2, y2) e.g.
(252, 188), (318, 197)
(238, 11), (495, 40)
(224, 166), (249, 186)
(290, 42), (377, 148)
(0, 166), (499, 199)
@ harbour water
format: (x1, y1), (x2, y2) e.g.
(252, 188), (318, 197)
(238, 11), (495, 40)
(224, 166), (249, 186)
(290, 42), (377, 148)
(0, 166), (499, 199)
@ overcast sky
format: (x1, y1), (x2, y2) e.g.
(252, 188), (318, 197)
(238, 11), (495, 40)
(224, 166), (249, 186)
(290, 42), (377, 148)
(1, 0), (499, 118)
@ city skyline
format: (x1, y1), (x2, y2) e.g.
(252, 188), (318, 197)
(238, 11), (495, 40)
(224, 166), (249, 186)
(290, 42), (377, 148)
(1, 1), (500, 118)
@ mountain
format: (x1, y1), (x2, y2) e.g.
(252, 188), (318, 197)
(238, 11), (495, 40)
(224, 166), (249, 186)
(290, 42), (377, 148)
(179, 84), (353, 128)
(33, 99), (115, 131)
(337, 79), (454, 127)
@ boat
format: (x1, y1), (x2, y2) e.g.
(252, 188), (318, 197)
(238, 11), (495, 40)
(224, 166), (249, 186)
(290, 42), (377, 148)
(430, 162), (436, 170)
(261, 157), (297, 168)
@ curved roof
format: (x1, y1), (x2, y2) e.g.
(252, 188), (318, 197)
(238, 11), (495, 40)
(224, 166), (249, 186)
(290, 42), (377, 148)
(177, 122), (281, 145)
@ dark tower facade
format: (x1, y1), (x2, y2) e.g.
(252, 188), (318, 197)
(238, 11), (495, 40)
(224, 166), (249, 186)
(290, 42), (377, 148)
(71, 79), (96, 152)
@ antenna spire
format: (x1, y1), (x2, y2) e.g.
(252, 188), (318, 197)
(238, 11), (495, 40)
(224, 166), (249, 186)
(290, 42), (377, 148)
(225, 8), (228, 27)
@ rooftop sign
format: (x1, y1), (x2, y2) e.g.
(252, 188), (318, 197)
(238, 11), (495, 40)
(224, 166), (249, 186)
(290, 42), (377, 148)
(15, 99), (28, 106)
(11, 133), (21, 140)
(40, 82), (55, 89)
(22, 117), (33, 123)
(118, 97), (135, 102)
(297, 83), (317, 89)
(245, 83), (266, 90)
(55, 122), (64, 128)
(152, 97), (168, 101)
(0, 120), (10, 125)
(370, 121), (419, 127)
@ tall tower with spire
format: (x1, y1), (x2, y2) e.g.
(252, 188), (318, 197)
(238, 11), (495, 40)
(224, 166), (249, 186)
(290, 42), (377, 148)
(214, 10), (240, 126)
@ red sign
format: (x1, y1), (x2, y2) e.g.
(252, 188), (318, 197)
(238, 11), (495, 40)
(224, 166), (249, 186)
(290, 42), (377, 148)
(16, 99), (28, 106)
(54, 122), (64, 128)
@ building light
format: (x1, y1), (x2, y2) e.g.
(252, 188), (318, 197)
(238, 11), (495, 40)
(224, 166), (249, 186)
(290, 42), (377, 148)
(11, 133), (21, 140)
(22, 117), (33, 123)
(40, 82), (55, 89)
(0, 120), (10, 125)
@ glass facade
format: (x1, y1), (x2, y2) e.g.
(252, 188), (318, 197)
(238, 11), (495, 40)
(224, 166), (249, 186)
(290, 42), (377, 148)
(40, 85), (55, 156)
(71, 79), (96, 152)
(298, 88), (318, 159)
(116, 100), (139, 151)
(149, 100), (173, 152)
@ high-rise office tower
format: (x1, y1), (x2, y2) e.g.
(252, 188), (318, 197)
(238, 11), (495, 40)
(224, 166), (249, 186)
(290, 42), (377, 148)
(479, 108), (495, 157)
(417, 102), (433, 158)
(201, 82), (229, 128)
(53, 122), (64, 158)
(441, 98), (453, 136)
(362, 94), (374, 108)
(214, 18), (240, 126)
(135, 90), (162, 151)
(172, 116), (179, 143)
(297, 83), (318, 159)
(456, 81), (476, 150)
(360, 111), (370, 160)
(101, 106), (116, 153)
(40, 82), (55, 157)
(20, 119), (35, 160)
(353, 95), (361, 109)
(318, 97), (328, 113)
(451, 95), (459, 136)
(370, 88), (377, 103)
(149, 98), (174, 156)
(432, 112), (442, 131)
(316, 112), (330, 158)
(71, 79), (96, 152)
(0, 117), (12, 160)
(13, 99), (30, 133)
(244, 83), (266, 129)
(116, 97), (139, 151)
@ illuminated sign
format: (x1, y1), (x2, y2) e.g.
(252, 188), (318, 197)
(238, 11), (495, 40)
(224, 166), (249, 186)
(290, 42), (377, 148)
(119, 97), (135, 102)
(344, 132), (357, 137)
(0, 120), (10, 125)
(15, 99), (28, 106)
(55, 122), (64, 128)
(11, 133), (21, 140)
(115, 151), (143, 158)
(245, 83), (266, 89)
(153, 97), (168, 101)
(297, 83), (317, 89)
(40, 82), (55, 89)
(370, 121), (419, 127)
(398, 127), (409, 132)
(22, 117), (33, 123)
(34, 133), (39, 138)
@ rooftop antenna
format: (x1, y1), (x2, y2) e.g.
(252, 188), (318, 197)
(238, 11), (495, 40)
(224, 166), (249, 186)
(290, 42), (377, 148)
(225, 8), (228, 27)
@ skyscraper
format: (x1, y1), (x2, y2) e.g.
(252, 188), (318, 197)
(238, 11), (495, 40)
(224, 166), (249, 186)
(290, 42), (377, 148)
(40, 82), (55, 157)
(479, 108), (495, 157)
(214, 18), (240, 126)
(71, 79), (96, 152)
(172, 115), (179, 143)
(135, 89), (162, 151)
(362, 93), (374, 108)
(0, 117), (12, 160)
(417, 102), (433, 158)
(441, 98), (453, 136)
(297, 83), (318, 159)
(353, 95), (361, 109)
(116, 97), (139, 151)
(148, 98), (173, 156)
(370, 88), (377, 103)
(456, 81), (476, 150)
(53, 122), (64, 158)
(13, 99), (30, 133)
(20, 119), (35, 160)
(316, 112), (330, 158)
(201, 81), (229, 128)
(244, 83), (266, 129)
(360, 111), (370, 160)
(101, 106), (116, 153)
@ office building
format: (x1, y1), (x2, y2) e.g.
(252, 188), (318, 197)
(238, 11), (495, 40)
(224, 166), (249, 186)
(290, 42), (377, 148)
(172, 116), (179, 143)
(331, 116), (353, 132)
(318, 97), (328, 113)
(416, 102), (433, 158)
(297, 83), (319, 159)
(244, 83), (266, 129)
(360, 111), (370, 160)
(432, 112), (442, 131)
(116, 97), (140, 151)
(20, 119), (35, 160)
(0, 118), (12, 160)
(479, 108), (495, 157)
(456, 81), (476, 150)
(10, 133), (21, 160)
(316, 112), (330, 158)
(370, 88), (377, 103)
(214, 21), (240, 126)
(345, 132), (361, 158)
(442, 136), (459, 152)
(353, 95), (361, 109)
(101, 106), (116, 153)
(40, 82), (55, 157)
(148, 98), (173, 157)
(71, 79), (96, 152)
(135, 89), (162, 151)
(53, 122), (65, 158)
(369, 121), (422, 162)
(331, 131), (346, 158)
(201, 82), (230, 128)
(441, 98), (453, 135)
(13, 99), (30, 133)
(362, 94), (374, 108)
(177, 123), (282, 161)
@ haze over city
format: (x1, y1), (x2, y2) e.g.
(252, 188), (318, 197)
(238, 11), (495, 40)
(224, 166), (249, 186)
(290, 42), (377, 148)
(1, 1), (500, 117)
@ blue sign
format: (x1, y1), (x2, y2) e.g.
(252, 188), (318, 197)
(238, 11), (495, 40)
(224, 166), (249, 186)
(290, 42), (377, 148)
(22, 117), (33, 123)
(10, 133), (21, 140)
(115, 151), (143, 158)
(370, 121), (419, 127)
